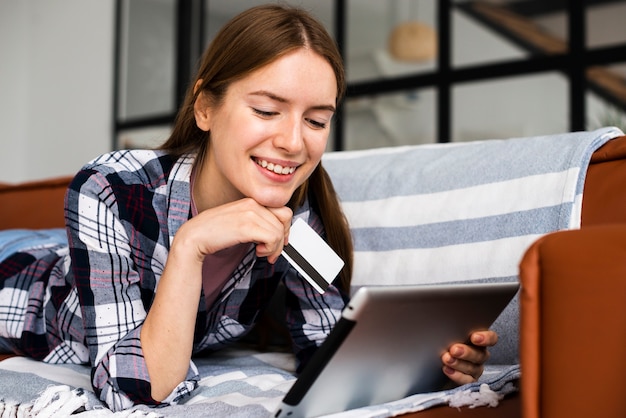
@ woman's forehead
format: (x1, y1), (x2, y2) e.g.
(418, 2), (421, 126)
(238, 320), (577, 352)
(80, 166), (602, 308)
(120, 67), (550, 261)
(232, 49), (338, 104)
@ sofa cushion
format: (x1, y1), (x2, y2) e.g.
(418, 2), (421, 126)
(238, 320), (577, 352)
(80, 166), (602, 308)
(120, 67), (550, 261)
(322, 126), (624, 364)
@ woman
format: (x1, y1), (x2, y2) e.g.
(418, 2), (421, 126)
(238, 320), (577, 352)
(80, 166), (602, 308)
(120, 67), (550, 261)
(0, 4), (496, 411)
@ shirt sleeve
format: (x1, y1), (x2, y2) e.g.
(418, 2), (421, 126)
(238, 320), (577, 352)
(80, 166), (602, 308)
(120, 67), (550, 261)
(65, 168), (199, 411)
(282, 211), (348, 373)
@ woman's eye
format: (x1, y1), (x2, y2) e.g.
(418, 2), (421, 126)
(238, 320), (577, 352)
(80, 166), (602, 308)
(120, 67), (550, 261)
(307, 118), (327, 129)
(252, 108), (277, 118)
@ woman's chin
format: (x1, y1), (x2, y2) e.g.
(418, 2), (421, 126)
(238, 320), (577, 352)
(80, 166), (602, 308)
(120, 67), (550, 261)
(250, 192), (293, 209)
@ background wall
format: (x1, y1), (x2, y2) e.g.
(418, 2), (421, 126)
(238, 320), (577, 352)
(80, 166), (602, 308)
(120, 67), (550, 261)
(1, 1), (623, 181)
(0, 0), (115, 183)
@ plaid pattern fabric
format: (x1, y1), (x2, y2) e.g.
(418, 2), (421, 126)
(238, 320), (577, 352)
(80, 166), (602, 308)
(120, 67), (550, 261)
(0, 150), (346, 411)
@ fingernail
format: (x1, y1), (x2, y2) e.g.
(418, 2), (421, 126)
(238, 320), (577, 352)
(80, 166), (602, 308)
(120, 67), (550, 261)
(452, 346), (464, 357)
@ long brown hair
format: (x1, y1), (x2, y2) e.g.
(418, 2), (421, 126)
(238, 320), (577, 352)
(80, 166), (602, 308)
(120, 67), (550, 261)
(160, 4), (353, 293)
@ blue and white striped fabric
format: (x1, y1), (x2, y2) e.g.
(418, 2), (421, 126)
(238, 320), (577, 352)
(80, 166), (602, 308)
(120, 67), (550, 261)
(0, 349), (519, 418)
(323, 127), (624, 363)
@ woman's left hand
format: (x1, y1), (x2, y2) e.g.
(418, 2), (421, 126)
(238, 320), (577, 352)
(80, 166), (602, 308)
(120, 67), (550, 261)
(441, 330), (498, 385)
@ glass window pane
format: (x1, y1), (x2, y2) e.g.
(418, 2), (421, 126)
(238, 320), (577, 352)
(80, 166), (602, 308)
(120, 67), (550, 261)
(346, 0), (437, 82)
(117, 125), (172, 150)
(453, 1), (568, 68)
(342, 89), (436, 150)
(452, 73), (568, 142)
(524, 6), (567, 53)
(587, 1), (626, 49)
(117, 0), (176, 120)
(587, 62), (626, 132)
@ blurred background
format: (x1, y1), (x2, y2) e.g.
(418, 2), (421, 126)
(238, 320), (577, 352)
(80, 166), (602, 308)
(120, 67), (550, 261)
(1, 0), (625, 182)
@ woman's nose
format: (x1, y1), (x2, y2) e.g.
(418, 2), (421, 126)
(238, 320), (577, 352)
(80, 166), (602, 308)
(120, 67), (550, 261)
(274, 116), (304, 153)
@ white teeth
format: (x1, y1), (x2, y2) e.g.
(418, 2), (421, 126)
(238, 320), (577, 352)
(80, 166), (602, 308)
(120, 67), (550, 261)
(255, 158), (295, 175)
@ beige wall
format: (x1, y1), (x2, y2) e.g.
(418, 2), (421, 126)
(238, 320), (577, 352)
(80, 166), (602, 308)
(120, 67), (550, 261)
(0, 0), (115, 183)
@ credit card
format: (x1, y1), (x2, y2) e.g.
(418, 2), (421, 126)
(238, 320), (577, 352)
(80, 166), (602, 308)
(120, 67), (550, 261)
(281, 218), (345, 294)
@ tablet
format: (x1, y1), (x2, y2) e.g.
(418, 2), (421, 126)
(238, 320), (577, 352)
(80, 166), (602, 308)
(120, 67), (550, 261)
(273, 281), (519, 417)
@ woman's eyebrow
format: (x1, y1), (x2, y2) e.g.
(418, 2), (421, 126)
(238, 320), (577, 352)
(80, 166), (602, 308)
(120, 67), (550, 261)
(249, 90), (336, 113)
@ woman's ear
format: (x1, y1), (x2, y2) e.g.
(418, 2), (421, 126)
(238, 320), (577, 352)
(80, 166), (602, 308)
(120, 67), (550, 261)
(193, 79), (211, 132)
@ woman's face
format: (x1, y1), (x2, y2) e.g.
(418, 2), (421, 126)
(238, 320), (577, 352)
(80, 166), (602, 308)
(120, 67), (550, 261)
(195, 48), (337, 209)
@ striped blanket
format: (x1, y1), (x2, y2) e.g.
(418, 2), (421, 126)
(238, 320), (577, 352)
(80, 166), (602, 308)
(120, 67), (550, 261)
(323, 126), (624, 364)
(0, 349), (519, 417)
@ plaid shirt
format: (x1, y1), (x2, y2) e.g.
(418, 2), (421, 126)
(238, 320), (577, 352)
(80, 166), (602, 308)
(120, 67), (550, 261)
(0, 150), (346, 411)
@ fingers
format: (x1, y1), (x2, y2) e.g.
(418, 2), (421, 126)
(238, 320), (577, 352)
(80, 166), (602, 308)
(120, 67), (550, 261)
(441, 345), (487, 383)
(440, 330), (499, 385)
(267, 206), (293, 246)
(442, 360), (482, 385)
(249, 204), (292, 263)
(181, 199), (292, 263)
(470, 330), (498, 347)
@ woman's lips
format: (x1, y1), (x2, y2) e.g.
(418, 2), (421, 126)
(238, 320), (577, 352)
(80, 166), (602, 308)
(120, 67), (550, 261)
(253, 157), (297, 175)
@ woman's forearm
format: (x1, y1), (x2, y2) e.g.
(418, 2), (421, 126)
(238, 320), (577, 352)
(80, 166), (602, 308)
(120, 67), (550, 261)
(140, 239), (203, 402)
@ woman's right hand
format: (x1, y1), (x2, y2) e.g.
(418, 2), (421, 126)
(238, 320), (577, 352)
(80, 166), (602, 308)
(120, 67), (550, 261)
(141, 198), (292, 402)
(175, 197), (293, 264)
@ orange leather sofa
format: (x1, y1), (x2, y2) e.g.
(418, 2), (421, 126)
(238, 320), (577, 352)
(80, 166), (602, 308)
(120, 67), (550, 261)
(1, 134), (626, 418)
(0, 176), (71, 230)
(519, 135), (626, 418)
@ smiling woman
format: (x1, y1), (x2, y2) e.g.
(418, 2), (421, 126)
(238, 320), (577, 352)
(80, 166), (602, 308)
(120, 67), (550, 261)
(0, 4), (353, 411)
(0, 3), (497, 413)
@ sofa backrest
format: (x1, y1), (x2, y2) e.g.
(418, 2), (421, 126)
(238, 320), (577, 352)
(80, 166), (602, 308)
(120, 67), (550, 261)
(582, 134), (626, 226)
(0, 176), (72, 230)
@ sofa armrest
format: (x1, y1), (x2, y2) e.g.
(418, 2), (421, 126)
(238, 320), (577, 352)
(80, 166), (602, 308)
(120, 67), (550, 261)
(0, 176), (73, 230)
(519, 225), (626, 418)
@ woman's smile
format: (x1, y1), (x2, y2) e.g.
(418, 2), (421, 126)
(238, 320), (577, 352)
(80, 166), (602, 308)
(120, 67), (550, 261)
(253, 157), (298, 175)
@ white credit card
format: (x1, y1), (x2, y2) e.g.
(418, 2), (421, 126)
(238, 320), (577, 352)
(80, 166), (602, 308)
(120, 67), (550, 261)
(281, 218), (345, 294)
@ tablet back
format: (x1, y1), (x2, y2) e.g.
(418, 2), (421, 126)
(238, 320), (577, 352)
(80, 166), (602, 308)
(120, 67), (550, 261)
(274, 281), (519, 418)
